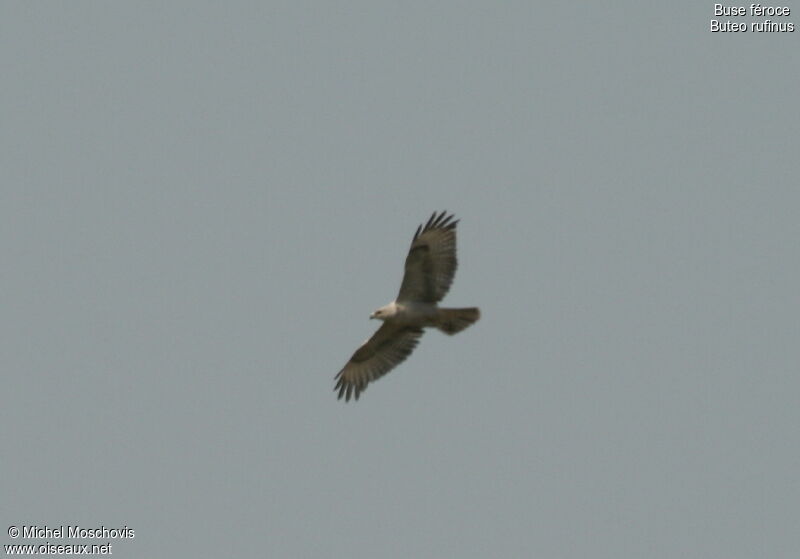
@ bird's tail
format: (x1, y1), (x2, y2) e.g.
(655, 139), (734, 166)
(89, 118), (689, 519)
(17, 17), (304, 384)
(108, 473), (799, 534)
(435, 307), (480, 335)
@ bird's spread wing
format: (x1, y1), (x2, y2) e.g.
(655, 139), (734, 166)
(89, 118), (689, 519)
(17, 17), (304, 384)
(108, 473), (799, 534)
(397, 210), (459, 303)
(335, 323), (424, 401)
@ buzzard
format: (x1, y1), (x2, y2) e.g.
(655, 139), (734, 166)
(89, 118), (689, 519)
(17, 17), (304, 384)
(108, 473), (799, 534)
(334, 211), (480, 401)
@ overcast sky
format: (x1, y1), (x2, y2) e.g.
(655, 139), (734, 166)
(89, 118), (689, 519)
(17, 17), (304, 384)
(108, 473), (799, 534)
(2, 2), (799, 558)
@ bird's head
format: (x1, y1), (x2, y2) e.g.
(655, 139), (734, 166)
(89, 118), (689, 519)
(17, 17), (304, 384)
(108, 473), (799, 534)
(370, 302), (397, 321)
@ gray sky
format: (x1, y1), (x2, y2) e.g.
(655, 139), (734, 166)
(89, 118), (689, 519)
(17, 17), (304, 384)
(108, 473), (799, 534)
(2, 2), (799, 558)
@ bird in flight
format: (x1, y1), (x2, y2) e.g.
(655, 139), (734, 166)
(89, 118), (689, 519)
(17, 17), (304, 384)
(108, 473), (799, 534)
(335, 211), (480, 401)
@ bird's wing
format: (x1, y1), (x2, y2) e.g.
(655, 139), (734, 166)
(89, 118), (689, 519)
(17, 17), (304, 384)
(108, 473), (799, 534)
(335, 322), (424, 402)
(396, 211), (459, 303)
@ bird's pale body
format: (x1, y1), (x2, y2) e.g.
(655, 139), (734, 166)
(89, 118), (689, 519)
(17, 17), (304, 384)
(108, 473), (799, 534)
(371, 301), (439, 327)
